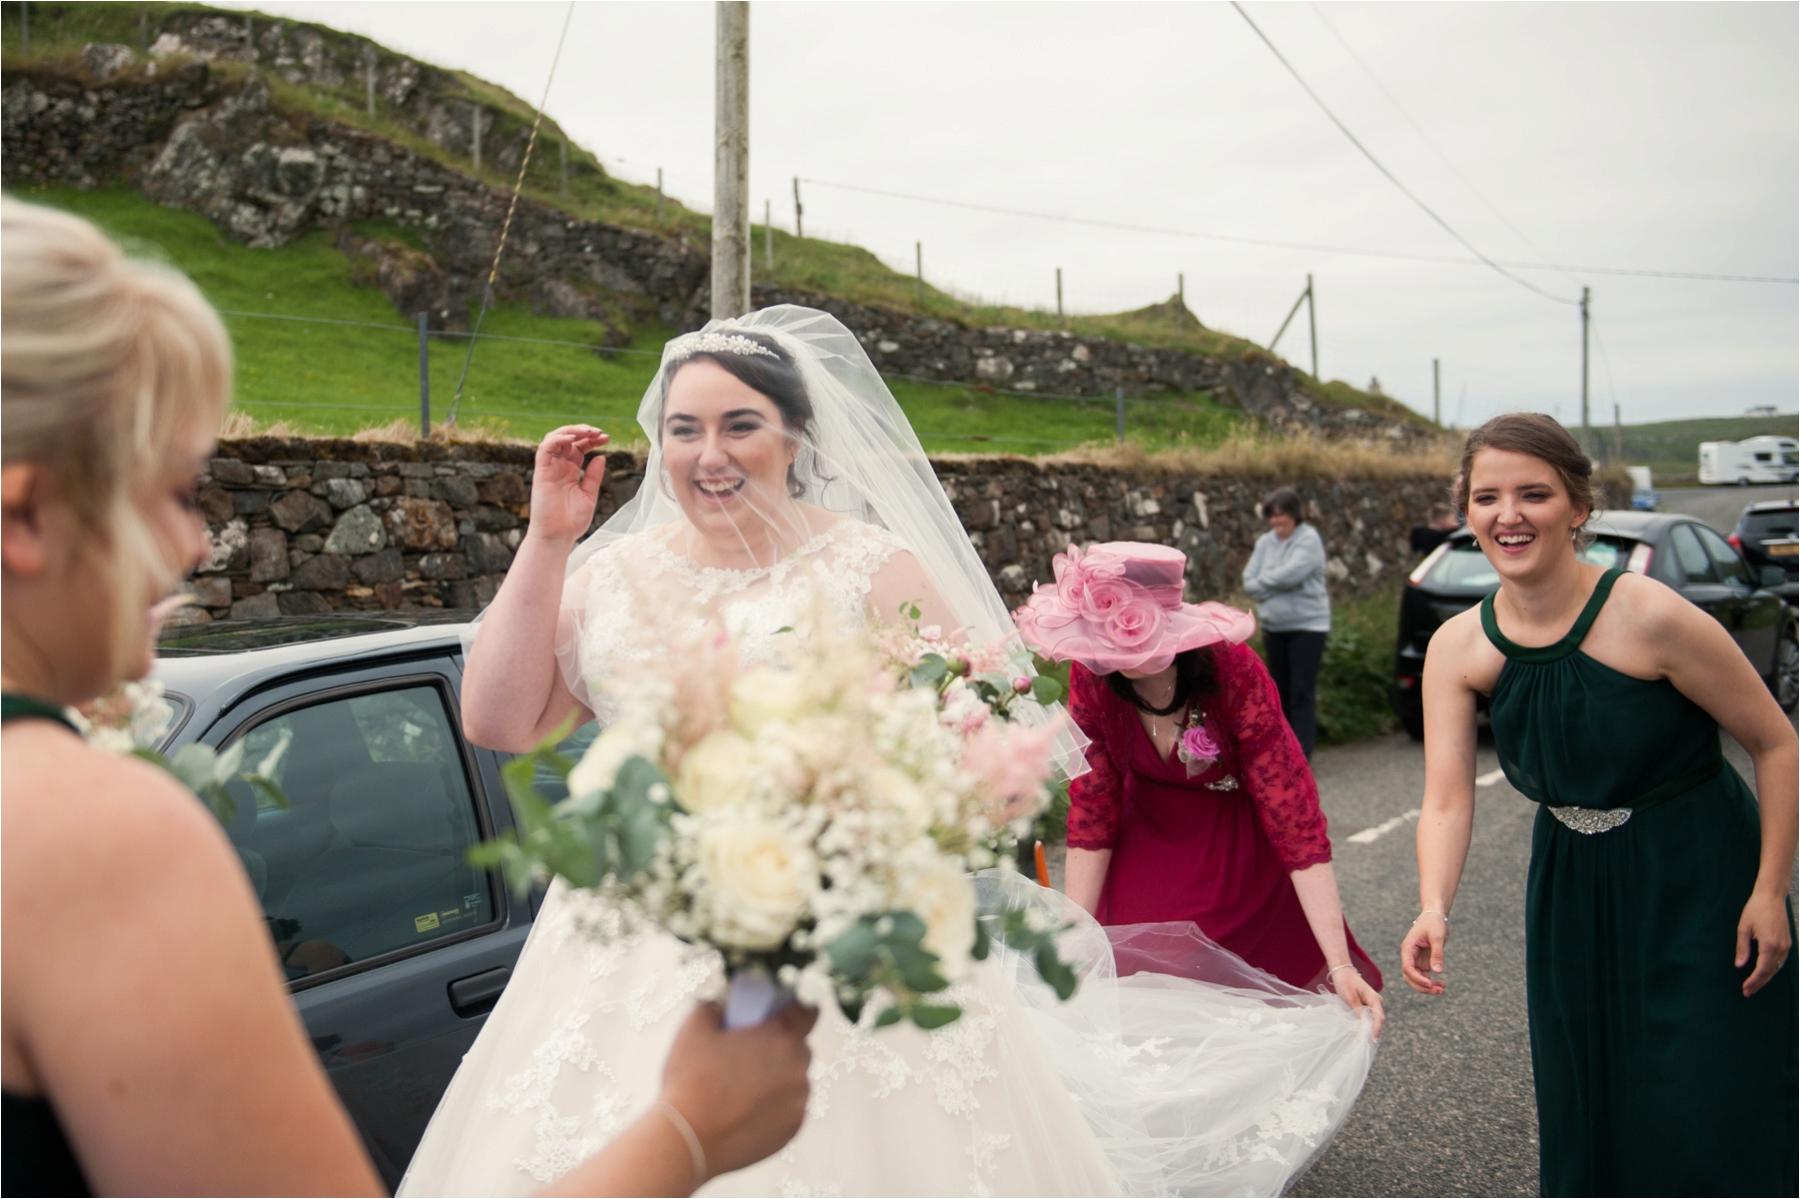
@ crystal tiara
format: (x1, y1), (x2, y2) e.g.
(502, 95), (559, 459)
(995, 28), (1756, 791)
(665, 331), (778, 362)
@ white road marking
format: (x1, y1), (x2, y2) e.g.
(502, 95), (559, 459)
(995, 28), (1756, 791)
(1476, 768), (1508, 787)
(1346, 808), (1421, 845)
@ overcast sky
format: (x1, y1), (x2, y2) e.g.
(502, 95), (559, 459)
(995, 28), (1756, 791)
(234, 1), (1799, 428)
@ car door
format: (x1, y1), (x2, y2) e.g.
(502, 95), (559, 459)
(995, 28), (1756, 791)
(199, 655), (532, 1190)
(1694, 522), (1782, 672)
(1665, 523), (1739, 629)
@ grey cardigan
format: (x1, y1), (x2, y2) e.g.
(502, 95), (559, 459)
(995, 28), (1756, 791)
(1241, 523), (1331, 633)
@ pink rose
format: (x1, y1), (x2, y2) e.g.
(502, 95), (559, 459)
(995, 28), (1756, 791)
(1105, 598), (1164, 650)
(1079, 578), (1134, 623)
(1052, 547), (1089, 611)
(1179, 725), (1221, 764)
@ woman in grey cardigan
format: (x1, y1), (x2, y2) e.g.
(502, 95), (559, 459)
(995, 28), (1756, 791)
(1241, 486), (1330, 757)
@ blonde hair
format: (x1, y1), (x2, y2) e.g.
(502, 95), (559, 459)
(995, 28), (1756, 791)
(2, 197), (232, 676)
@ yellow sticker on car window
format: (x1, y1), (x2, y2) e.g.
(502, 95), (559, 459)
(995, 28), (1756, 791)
(414, 912), (441, 933)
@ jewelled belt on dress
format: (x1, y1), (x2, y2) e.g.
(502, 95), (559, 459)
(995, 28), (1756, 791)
(1548, 806), (1632, 834)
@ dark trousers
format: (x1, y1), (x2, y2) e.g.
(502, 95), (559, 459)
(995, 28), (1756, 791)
(1264, 630), (1327, 758)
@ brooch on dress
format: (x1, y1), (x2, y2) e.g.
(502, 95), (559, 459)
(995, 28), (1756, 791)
(1174, 712), (1237, 789)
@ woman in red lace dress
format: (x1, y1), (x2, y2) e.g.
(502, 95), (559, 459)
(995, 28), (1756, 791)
(1015, 541), (1384, 1031)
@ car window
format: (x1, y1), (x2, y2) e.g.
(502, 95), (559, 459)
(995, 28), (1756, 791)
(1694, 525), (1750, 584)
(219, 683), (496, 983)
(1742, 509), (1798, 540)
(1668, 524), (1717, 585)
(525, 723), (600, 804)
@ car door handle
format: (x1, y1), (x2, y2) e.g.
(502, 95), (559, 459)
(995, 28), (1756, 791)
(448, 967), (510, 1018)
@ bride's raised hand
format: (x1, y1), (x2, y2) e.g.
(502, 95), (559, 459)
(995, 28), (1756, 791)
(529, 424), (609, 547)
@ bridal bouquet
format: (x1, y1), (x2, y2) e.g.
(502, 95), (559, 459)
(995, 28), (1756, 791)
(475, 601), (1078, 1032)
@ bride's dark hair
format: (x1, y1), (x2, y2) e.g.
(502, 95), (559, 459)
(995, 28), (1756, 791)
(659, 330), (822, 498)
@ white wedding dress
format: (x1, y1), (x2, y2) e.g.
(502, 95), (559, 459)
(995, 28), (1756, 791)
(398, 520), (1376, 1198)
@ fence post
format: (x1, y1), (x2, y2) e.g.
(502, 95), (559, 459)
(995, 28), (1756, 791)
(363, 47), (376, 117)
(1115, 387), (1126, 444)
(417, 312), (430, 438)
(1176, 272), (1185, 328)
(471, 103), (482, 172)
(1056, 267), (1064, 325)
(656, 167), (664, 221)
(915, 241), (924, 308)
(793, 176), (804, 238)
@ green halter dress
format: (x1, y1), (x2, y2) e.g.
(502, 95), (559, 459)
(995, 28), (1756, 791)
(1482, 569), (1798, 1197)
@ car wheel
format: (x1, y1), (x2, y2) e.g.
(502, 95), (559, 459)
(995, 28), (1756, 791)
(1396, 690), (1425, 741)
(1772, 624), (1799, 713)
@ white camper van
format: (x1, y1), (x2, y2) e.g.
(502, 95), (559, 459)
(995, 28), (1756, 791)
(1698, 436), (1798, 486)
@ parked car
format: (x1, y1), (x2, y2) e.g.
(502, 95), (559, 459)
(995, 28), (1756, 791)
(1729, 498), (1798, 603)
(1392, 510), (1798, 738)
(151, 611), (581, 1190)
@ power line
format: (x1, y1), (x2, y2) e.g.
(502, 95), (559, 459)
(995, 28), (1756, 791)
(1306, 2), (1583, 292)
(798, 177), (1796, 285)
(1230, 1), (1575, 305)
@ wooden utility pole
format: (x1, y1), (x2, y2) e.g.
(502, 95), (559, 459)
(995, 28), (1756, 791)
(711, 1), (750, 319)
(471, 104), (482, 172)
(19, 3), (27, 55)
(1055, 267), (1064, 325)
(1579, 286), (1591, 454)
(363, 47), (376, 117)
(915, 241), (924, 307)
(1306, 273), (1318, 380)
(558, 138), (568, 199)
(763, 199), (773, 271)
(792, 176), (804, 238)
(656, 168), (664, 221)
(1612, 402), (1623, 464)
(1433, 357), (1441, 426)
(1176, 272), (1185, 328)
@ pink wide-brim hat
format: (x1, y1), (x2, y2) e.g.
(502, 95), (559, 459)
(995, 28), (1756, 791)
(1012, 541), (1256, 674)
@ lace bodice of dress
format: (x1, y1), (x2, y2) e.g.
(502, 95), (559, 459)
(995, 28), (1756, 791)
(567, 519), (906, 725)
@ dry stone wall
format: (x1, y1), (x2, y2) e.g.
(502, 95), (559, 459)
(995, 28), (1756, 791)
(175, 437), (1464, 627)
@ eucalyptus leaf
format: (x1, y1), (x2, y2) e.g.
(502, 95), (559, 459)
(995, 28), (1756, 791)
(909, 655), (949, 688)
(1030, 676), (1064, 706)
(873, 1005), (904, 1029)
(908, 1003), (962, 1030)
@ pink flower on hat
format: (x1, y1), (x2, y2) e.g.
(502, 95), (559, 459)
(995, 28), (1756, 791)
(1107, 598), (1165, 650)
(1079, 577), (1133, 622)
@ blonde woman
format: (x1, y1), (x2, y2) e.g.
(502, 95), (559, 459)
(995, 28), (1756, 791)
(0, 198), (813, 1197)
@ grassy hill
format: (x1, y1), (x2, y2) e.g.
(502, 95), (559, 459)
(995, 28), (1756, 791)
(30, 187), (1245, 452)
(1613, 415), (1798, 483)
(1, 1), (1406, 448)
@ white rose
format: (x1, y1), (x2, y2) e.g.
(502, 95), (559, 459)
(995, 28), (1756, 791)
(910, 862), (977, 980)
(864, 765), (936, 832)
(677, 730), (756, 813)
(698, 814), (818, 951)
(568, 720), (662, 800)
(728, 666), (814, 734)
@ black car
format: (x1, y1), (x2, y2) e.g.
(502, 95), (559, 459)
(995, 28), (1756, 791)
(1730, 498), (1798, 603)
(152, 612), (579, 1190)
(1392, 510), (1798, 738)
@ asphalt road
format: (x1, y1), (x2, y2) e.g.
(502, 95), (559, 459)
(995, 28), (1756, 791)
(1288, 731), (1765, 1198)
(1655, 484), (1794, 534)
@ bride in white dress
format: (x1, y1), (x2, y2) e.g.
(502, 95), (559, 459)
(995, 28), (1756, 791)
(399, 306), (1376, 1198)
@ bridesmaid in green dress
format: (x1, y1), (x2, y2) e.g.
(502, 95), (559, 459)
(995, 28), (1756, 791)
(1400, 413), (1797, 1197)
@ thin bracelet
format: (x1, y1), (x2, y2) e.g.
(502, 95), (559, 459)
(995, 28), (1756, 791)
(1415, 908), (1449, 925)
(1326, 962), (1357, 980)
(653, 1099), (708, 1189)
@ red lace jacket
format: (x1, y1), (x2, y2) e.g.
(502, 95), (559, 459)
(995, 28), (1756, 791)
(1064, 642), (1333, 871)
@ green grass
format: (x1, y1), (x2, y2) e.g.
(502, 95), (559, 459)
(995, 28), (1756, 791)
(20, 186), (1246, 453)
(1605, 415), (1799, 483)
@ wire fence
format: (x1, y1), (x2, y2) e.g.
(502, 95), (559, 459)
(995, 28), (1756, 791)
(214, 305), (1232, 454)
